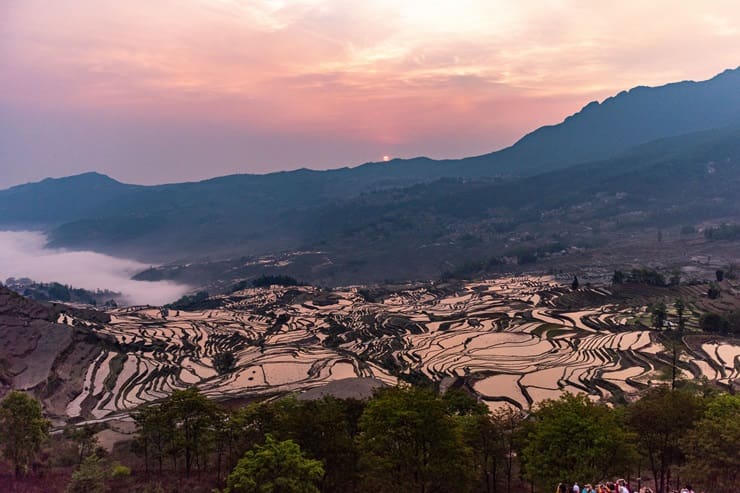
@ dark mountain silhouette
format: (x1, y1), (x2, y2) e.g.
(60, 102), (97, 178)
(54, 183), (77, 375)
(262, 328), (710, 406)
(0, 172), (139, 226)
(0, 67), (738, 270)
(129, 124), (740, 286)
(461, 67), (740, 175)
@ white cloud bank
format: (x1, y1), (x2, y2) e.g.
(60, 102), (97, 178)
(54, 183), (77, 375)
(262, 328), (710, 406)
(0, 230), (190, 306)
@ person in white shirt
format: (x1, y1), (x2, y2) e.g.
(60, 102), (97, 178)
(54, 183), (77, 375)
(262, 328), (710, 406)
(617, 479), (629, 493)
(573, 482), (581, 493)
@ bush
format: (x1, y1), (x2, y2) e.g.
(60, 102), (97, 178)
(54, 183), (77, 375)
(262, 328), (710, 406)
(224, 435), (324, 493)
(167, 291), (209, 310)
(699, 313), (729, 334)
(627, 268), (666, 286)
(213, 351), (237, 375)
(517, 253), (537, 265)
(66, 455), (108, 493)
(251, 275), (303, 288)
(704, 223), (740, 241)
(139, 484), (165, 493)
(111, 463), (131, 478)
(707, 283), (721, 299)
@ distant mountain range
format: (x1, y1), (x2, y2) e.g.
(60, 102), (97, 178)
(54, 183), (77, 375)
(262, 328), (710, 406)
(2, 67), (739, 285)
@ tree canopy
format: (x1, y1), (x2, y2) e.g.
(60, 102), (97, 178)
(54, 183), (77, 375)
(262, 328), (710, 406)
(0, 391), (50, 478)
(357, 386), (474, 492)
(683, 393), (739, 491)
(521, 393), (635, 490)
(224, 434), (324, 493)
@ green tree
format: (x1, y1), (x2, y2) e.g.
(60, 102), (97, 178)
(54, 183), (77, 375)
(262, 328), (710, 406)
(218, 398), (301, 473)
(165, 387), (219, 477)
(133, 403), (176, 474)
(521, 393), (635, 491)
(683, 393), (739, 491)
(66, 454), (108, 493)
(673, 299), (685, 332)
(357, 386), (473, 492)
(214, 351), (237, 375)
(612, 270), (625, 284)
(651, 303), (667, 329)
(287, 397), (365, 492)
(625, 387), (704, 493)
(442, 388), (489, 416)
(224, 434), (324, 493)
(134, 387), (220, 477)
(707, 282), (721, 299)
(462, 406), (524, 493)
(698, 312), (728, 334)
(64, 424), (99, 465)
(0, 391), (50, 477)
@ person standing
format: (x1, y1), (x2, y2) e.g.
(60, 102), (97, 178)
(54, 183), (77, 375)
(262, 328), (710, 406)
(573, 482), (581, 493)
(617, 479), (629, 493)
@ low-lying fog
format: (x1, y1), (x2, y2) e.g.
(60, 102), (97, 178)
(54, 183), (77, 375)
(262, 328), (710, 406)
(0, 230), (190, 306)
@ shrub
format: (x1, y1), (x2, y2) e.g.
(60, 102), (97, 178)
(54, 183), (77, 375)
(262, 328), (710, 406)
(214, 351), (237, 375)
(699, 313), (728, 334)
(707, 283), (721, 299)
(66, 455), (108, 493)
(627, 268), (666, 286)
(111, 463), (131, 478)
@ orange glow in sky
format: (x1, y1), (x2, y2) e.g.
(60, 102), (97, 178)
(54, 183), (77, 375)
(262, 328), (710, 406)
(1, 1), (739, 186)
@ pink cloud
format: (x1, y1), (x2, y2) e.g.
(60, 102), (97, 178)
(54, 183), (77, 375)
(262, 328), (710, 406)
(1, 1), (739, 187)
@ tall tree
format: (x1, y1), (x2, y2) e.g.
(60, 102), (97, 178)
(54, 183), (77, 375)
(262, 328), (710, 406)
(462, 406), (524, 493)
(521, 393), (635, 491)
(673, 299), (685, 332)
(357, 386), (473, 493)
(165, 387), (219, 477)
(287, 397), (365, 492)
(133, 403), (175, 474)
(651, 303), (667, 329)
(0, 391), (50, 478)
(65, 454), (108, 493)
(682, 393), (739, 491)
(625, 387), (704, 493)
(63, 424), (99, 466)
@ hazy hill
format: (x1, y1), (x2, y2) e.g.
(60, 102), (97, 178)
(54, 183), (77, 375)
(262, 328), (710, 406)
(129, 125), (740, 287)
(0, 172), (139, 226)
(461, 67), (740, 175)
(0, 67), (738, 268)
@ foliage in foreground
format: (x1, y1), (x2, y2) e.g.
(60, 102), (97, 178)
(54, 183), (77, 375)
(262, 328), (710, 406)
(522, 393), (636, 490)
(0, 390), (50, 478)
(1, 382), (737, 493)
(224, 434), (324, 493)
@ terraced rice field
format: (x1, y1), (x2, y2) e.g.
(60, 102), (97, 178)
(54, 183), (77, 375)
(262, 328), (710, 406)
(61, 276), (740, 419)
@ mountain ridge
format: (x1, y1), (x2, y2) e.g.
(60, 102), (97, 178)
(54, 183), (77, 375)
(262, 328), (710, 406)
(1, 67), (739, 278)
(4, 66), (739, 192)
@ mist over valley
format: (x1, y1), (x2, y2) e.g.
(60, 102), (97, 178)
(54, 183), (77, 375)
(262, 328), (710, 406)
(0, 231), (190, 306)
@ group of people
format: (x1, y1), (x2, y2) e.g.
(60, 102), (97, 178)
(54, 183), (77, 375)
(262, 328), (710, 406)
(557, 480), (697, 493)
(557, 480), (632, 493)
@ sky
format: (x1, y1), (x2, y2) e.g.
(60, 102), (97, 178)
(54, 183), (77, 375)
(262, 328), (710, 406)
(2, 0), (740, 189)
(0, 231), (190, 305)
